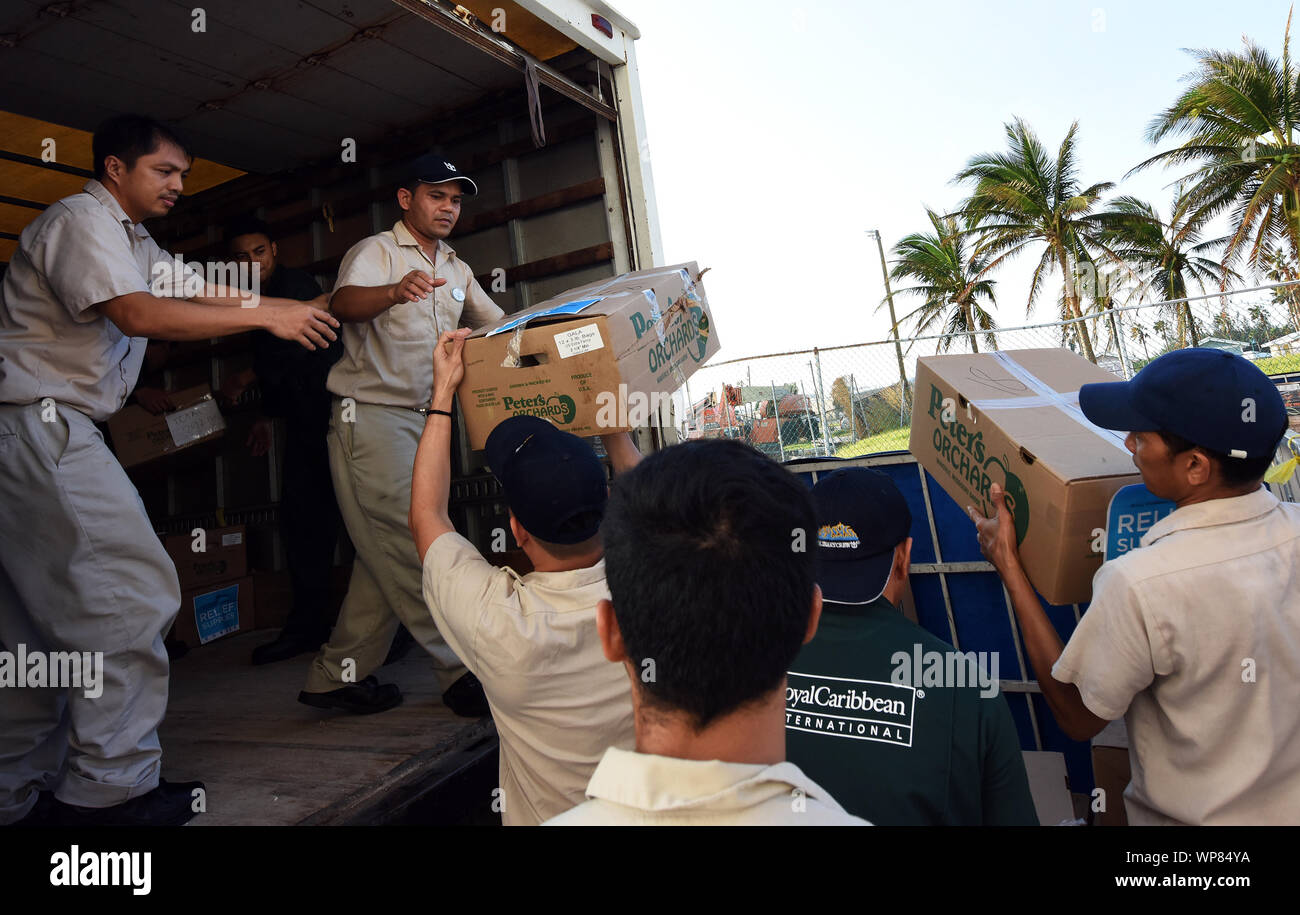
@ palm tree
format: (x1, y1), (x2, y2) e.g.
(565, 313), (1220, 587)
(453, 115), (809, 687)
(1133, 9), (1300, 275)
(956, 118), (1114, 362)
(885, 208), (999, 352)
(1093, 190), (1237, 346)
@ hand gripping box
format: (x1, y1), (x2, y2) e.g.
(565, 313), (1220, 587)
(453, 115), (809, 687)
(457, 263), (718, 449)
(909, 348), (1141, 605)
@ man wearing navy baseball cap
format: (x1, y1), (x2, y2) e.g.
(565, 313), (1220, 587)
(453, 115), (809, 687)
(786, 467), (1036, 825)
(971, 348), (1300, 825)
(408, 328), (642, 825)
(299, 151), (505, 717)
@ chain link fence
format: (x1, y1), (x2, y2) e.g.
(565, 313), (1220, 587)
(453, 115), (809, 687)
(674, 284), (1300, 463)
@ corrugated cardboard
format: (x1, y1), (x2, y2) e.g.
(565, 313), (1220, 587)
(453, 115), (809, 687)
(170, 576), (255, 649)
(108, 384), (226, 468)
(457, 262), (718, 449)
(162, 525), (247, 591)
(909, 348), (1141, 605)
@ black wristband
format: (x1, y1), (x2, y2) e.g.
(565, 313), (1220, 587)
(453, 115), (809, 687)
(427, 408), (453, 418)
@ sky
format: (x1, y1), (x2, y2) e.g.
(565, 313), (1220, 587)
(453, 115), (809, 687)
(613, 0), (1299, 369)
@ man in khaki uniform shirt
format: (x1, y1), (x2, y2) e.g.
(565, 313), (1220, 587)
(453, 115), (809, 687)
(972, 349), (1299, 825)
(545, 439), (866, 826)
(0, 115), (337, 826)
(300, 155), (503, 714)
(410, 335), (642, 823)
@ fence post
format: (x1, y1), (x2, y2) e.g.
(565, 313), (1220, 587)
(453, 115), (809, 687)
(770, 381), (786, 463)
(812, 349), (833, 457)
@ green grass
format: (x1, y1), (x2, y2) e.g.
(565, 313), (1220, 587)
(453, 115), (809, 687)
(835, 427), (911, 458)
(1256, 353), (1300, 375)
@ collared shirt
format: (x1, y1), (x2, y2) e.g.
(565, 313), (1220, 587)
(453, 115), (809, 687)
(0, 179), (199, 421)
(544, 746), (869, 825)
(420, 532), (634, 826)
(1054, 487), (1300, 825)
(786, 596), (1037, 825)
(325, 220), (503, 409)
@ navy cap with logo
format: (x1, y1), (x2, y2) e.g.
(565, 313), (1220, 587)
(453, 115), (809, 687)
(1079, 348), (1286, 459)
(484, 415), (607, 544)
(405, 153), (478, 197)
(813, 467), (913, 605)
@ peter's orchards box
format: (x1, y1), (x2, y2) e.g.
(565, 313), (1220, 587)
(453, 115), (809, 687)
(457, 263), (718, 449)
(909, 348), (1141, 605)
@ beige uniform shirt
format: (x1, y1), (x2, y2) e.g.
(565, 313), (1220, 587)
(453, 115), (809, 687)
(420, 532), (635, 826)
(326, 220), (503, 409)
(0, 179), (198, 422)
(1054, 487), (1300, 825)
(545, 746), (869, 825)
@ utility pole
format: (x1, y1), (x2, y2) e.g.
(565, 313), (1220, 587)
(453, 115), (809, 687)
(867, 229), (911, 422)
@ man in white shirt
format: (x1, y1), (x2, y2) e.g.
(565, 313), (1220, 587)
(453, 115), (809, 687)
(546, 439), (867, 825)
(0, 114), (338, 826)
(970, 348), (1299, 825)
(298, 156), (504, 716)
(408, 328), (641, 825)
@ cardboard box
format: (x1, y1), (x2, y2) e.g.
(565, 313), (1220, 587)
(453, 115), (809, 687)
(163, 525), (247, 591)
(170, 576), (255, 649)
(457, 262), (718, 449)
(108, 384), (226, 468)
(910, 349), (1141, 605)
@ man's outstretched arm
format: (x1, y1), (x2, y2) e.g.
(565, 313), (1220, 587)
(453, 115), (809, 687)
(969, 483), (1109, 742)
(410, 329), (471, 560)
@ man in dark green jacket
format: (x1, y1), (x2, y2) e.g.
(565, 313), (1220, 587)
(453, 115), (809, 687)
(786, 467), (1037, 825)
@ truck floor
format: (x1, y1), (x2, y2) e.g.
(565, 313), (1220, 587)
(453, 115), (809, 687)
(157, 631), (498, 826)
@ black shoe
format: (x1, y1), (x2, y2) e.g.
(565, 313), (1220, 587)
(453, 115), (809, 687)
(442, 671), (490, 718)
(298, 675), (402, 714)
(52, 778), (205, 827)
(251, 628), (325, 666)
(383, 626), (416, 666)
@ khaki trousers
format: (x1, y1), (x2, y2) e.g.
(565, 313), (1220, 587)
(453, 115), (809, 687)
(303, 399), (466, 694)
(0, 403), (178, 823)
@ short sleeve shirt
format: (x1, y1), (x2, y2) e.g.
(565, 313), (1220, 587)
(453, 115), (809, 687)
(1053, 487), (1300, 825)
(420, 532), (634, 826)
(0, 180), (200, 421)
(325, 220), (504, 409)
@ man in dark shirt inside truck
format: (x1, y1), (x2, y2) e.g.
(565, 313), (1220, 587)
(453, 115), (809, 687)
(220, 216), (343, 666)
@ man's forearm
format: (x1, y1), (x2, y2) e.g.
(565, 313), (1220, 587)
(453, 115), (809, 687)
(330, 284), (396, 323)
(599, 431), (643, 475)
(101, 293), (272, 340)
(409, 387), (456, 556)
(999, 563), (1103, 739)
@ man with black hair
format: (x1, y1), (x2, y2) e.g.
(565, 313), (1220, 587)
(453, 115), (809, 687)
(971, 348), (1300, 825)
(408, 329), (641, 825)
(221, 216), (343, 665)
(546, 439), (866, 825)
(0, 113), (338, 826)
(299, 154), (503, 716)
(787, 467), (1037, 825)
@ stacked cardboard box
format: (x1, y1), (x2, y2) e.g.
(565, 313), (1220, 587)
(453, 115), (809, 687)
(108, 384), (226, 468)
(163, 525), (255, 649)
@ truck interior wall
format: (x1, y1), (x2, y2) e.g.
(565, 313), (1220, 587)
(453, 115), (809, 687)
(136, 92), (623, 573)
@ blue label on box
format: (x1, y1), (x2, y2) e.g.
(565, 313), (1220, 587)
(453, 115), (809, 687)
(1105, 483), (1176, 561)
(192, 583), (240, 644)
(485, 297), (603, 337)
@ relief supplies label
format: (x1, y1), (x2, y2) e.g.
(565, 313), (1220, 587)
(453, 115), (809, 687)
(192, 583), (240, 644)
(554, 323), (604, 359)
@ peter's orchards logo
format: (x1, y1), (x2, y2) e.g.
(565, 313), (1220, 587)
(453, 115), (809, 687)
(926, 384), (1029, 543)
(501, 392), (577, 424)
